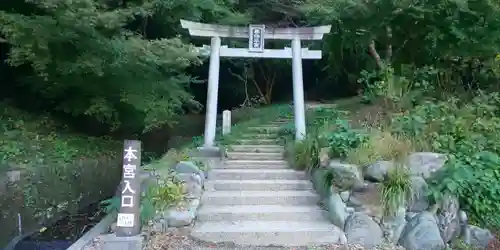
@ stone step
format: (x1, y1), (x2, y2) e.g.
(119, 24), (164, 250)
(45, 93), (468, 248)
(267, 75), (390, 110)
(201, 190), (319, 206)
(191, 220), (345, 246)
(247, 126), (281, 132)
(209, 169), (306, 180)
(226, 145), (284, 153)
(239, 133), (279, 139)
(236, 139), (280, 145)
(226, 152), (284, 160)
(197, 205), (326, 222)
(221, 160), (288, 169)
(270, 120), (292, 125)
(205, 179), (313, 191)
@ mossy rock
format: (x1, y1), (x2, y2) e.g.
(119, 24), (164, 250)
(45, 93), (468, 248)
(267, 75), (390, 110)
(312, 168), (330, 198)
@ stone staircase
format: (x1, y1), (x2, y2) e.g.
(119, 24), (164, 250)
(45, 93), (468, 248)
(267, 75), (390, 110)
(191, 118), (344, 246)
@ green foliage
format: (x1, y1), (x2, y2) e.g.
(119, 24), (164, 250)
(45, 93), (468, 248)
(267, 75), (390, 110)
(290, 135), (320, 173)
(379, 165), (413, 217)
(100, 172), (185, 225)
(346, 130), (413, 167)
(320, 118), (368, 158)
(218, 104), (293, 145)
(389, 92), (500, 228)
(0, 103), (120, 165)
(147, 174), (185, 210)
(391, 92), (500, 155)
(277, 122), (295, 138)
(427, 151), (500, 228)
(0, 0), (250, 132)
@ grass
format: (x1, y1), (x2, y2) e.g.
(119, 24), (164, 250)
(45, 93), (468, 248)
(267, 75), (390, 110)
(379, 164), (414, 217)
(345, 130), (413, 167)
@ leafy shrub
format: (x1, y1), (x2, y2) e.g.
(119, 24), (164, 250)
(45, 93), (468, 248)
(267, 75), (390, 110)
(320, 118), (368, 158)
(146, 174), (185, 210)
(390, 92), (500, 229)
(427, 151), (500, 228)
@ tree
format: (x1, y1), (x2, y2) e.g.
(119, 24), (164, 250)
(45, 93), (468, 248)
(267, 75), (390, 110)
(0, 0), (246, 132)
(296, 0), (500, 90)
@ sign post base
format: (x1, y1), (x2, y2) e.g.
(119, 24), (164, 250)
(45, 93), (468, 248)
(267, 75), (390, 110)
(100, 233), (143, 250)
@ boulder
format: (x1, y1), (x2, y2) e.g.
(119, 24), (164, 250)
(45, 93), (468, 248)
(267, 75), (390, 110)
(436, 193), (461, 243)
(407, 152), (447, 179)
(399, 212), (446, 250)
(311, 168), (330, 199)
(364, 160), (394, 182)
(344, 212), (383, 248)
(328, 160), (363, 191)
(340, 190), (351, 203)
(165, 208), (196, 227)
(165, 199), (199, 227)
(467, 225), (494, 249)
(381, 207), (407, 243)
(407, 176), (429, 212)
(326, 192), (351, 229)
(175, 173), (203, 199)
(405, 212), (418, 221)
(173, 161), (205, 183)
(319, 147), (331, 167)
(185, 174), (203, 198)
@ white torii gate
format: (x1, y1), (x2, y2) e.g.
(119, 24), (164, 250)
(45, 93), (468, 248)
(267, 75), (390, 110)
(180, 20), (331, 147)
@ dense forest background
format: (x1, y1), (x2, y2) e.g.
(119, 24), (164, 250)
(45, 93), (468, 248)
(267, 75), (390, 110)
(0, 0), (499, 148)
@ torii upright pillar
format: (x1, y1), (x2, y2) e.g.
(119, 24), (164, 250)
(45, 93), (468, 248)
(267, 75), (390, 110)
(180, 20), (331, 147)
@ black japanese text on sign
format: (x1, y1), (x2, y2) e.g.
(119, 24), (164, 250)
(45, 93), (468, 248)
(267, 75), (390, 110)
(116, 140), (142, 237)
(248, 24), (265, 53)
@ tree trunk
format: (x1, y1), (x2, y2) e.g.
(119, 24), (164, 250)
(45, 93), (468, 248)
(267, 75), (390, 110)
(385, 26), (392, 63)
(368, 38), (383, 69)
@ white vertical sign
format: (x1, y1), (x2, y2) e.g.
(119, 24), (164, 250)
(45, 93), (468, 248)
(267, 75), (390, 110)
(248, 24), (265, 53)
(116, 140), (142, 236)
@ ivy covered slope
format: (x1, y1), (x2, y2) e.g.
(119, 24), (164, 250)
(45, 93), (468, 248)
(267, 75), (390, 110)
(0, 103), (120, 167)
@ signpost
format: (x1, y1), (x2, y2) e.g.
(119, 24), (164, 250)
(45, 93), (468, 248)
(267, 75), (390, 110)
(180, 20), (331, 145)
(115, 140), (142, 237)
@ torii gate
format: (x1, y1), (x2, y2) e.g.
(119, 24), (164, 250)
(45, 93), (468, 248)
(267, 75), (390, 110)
(180, 20), (331, 147)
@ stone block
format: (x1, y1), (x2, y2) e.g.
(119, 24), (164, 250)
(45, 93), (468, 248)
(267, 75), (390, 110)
(100, 233), (143, 250)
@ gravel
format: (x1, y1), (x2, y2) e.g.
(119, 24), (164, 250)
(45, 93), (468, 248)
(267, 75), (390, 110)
(142, 228), (405, 250)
